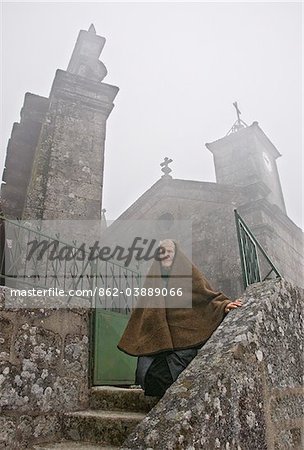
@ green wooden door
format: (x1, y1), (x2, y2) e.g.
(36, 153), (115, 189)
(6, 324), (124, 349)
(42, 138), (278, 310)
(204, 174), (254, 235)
(92, 262), (140, 386)
(93, 309), (136, 385)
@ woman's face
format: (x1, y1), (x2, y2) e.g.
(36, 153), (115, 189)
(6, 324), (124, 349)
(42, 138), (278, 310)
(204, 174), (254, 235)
(160, 242), (175, 268)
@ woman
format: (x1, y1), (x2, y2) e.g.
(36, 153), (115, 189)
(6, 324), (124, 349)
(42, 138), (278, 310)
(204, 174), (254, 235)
(117, 239), (242, 397)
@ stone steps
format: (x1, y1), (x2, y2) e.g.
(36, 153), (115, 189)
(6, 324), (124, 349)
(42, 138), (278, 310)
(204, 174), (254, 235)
(62, 409), (146, 446)
(90, 386), (159, 413)
(33, 442), (119, 449)
(35, 387), (159, 448)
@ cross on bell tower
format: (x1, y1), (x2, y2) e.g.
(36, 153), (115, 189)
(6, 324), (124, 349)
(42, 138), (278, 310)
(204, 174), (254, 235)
(227, 101), (248, 135)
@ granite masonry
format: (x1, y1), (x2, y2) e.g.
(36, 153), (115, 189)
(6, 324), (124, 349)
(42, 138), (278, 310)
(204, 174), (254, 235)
(122, 279), (304, 450)
(0, 286), (90, 449)
(1, 94), (49, 219)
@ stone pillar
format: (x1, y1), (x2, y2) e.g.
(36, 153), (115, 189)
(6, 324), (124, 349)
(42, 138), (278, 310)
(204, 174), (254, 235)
(23, 25), (119, 220)
(0, 27), (120, 450)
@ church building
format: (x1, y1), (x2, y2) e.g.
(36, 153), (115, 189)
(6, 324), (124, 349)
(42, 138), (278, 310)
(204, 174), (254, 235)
(112, 117), (303, 297)
(0, 25), (303, 449)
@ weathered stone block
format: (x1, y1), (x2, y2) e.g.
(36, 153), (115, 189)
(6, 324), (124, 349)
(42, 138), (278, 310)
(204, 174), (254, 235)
(14, 326), (62, 368)
(0, 286), (90, 448)
(63, 335), (89, 376)
(121, 279), (304, 449)
(0, 415), (16, 448)
(0, 317), (13, 356)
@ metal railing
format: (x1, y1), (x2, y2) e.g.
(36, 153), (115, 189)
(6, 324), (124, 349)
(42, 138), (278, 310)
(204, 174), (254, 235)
(234, 209), (281, 289)
(0, 211), (282, 303)
(0, 215), (141, 313)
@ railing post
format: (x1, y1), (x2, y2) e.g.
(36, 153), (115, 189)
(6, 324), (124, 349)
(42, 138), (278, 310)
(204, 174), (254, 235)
(234, 209), (249, 289)
(234, 209), (281, 289)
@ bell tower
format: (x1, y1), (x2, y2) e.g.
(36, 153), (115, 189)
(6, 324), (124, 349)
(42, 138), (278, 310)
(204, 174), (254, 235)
(206, 103), (286, 214)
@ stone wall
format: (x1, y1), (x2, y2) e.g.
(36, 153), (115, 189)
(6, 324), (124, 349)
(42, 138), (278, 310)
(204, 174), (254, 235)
(1, 93), (49, 219)
(0, 287), (90, 449)
(122, 279), (304, 450)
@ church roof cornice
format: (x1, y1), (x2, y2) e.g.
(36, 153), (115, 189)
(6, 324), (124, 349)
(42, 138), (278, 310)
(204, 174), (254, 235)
(114, 177), (241, 221)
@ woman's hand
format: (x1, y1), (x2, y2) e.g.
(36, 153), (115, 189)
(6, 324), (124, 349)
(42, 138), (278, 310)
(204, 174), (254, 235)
(225, 299), (243, 313)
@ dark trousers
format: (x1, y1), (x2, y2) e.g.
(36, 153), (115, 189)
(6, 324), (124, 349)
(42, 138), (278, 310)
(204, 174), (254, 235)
(137, 347), (200, 397)
(144, 353), (174, 397)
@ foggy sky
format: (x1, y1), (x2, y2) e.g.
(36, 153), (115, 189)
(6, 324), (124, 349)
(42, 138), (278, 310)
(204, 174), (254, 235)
(1, 2), (302, 228)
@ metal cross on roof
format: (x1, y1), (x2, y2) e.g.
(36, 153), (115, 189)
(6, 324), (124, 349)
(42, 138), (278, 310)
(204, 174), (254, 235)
(160, 157), (173, 178)
(226, 101), (248, 135)
(101, 208), (107, 233)
(233, 101), (241, 122)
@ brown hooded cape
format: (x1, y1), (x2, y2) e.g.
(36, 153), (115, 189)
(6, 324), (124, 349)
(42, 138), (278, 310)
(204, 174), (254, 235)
(117, 242), (231, 356)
